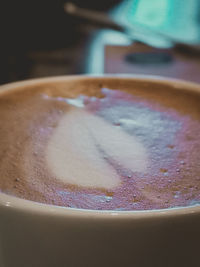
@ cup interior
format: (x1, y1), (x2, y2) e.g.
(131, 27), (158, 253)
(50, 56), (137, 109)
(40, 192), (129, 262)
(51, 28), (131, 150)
(0, 74), (200, 219)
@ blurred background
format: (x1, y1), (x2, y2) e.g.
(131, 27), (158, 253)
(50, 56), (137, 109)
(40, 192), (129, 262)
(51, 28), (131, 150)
(1, 0), (200, 84)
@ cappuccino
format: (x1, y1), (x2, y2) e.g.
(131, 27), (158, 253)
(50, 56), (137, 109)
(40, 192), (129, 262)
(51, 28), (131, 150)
(0, 78), (200, 210)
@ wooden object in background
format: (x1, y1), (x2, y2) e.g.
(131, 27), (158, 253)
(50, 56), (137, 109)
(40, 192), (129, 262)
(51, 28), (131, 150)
(104, 43), (200, 83)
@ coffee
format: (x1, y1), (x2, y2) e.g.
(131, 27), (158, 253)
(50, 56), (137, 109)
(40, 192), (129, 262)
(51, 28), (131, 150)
(0, 78), (200, 210)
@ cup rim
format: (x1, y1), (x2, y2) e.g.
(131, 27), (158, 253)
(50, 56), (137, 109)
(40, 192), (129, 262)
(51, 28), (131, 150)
(0, 74), (200, 220)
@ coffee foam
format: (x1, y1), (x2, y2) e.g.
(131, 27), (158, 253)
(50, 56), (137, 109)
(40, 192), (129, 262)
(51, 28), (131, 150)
(0, 78), (200, 210)
(46, 107), (148, 189)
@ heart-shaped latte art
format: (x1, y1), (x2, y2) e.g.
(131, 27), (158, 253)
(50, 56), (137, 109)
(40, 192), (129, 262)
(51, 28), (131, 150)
(46, 107), (148, 189)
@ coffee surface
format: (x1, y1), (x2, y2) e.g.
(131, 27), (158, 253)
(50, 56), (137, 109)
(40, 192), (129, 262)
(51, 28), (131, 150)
(0, 78), (200, 210)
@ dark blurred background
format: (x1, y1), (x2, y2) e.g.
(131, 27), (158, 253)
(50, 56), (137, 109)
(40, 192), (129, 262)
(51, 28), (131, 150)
(0, 0), (200, 84)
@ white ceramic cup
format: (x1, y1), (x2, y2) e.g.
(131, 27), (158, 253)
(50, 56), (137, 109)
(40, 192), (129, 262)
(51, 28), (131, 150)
(0, 75), (200, 267)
